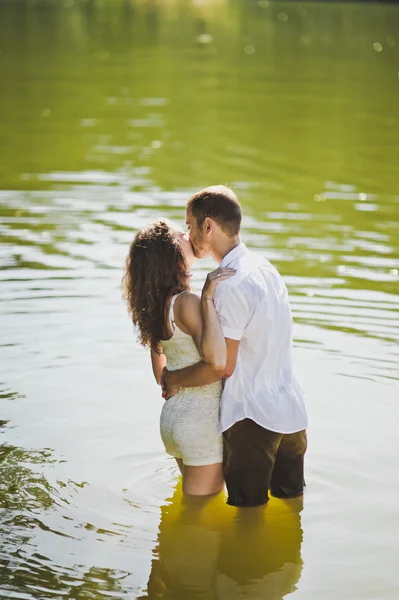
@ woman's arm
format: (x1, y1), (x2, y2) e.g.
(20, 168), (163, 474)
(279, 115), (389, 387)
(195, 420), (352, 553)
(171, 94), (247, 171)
(175, 268), (236, 371)
(151, 347), (166, 385)
(200, 267), (236, 369)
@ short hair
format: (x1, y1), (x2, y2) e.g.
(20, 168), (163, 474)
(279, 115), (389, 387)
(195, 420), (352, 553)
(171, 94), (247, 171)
(187, 185), (241, 237)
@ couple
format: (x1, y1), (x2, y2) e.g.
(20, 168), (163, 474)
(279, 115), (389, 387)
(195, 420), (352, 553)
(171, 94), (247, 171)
(123, 186), (308, 507)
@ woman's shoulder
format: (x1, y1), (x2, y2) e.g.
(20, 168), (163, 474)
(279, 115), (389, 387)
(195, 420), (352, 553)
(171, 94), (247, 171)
(175, 291), (200, 312)
(174, 291), (201, 329)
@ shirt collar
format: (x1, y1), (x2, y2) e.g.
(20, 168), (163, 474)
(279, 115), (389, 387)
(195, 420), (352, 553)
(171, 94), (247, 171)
(219, 242), (247, 268)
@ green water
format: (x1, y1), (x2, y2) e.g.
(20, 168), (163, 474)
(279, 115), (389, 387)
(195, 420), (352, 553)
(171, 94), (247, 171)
(1, 1), (398, 598)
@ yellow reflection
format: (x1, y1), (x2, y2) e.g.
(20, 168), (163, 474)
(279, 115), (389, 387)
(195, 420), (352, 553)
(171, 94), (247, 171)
(140, 482), (303, 599)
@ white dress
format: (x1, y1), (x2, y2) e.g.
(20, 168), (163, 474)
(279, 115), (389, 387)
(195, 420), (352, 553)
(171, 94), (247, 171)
(159, 293), (223, 466)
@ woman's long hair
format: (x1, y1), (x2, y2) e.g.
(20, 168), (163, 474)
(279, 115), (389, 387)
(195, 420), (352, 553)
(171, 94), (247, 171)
(122, 219), (190, 351)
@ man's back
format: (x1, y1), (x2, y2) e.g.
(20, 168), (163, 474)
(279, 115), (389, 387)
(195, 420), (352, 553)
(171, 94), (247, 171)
(214, 243), (308, 435)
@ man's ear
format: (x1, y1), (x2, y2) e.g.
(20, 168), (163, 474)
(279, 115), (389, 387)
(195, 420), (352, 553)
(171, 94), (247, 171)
(204, 217), (214, 235)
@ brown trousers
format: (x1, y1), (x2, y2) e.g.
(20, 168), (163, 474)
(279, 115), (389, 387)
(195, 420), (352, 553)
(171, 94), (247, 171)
(223, 418), (307, 507)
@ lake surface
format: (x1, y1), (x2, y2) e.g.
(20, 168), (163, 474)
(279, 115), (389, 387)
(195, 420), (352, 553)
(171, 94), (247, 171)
(1, 1), (398, 598)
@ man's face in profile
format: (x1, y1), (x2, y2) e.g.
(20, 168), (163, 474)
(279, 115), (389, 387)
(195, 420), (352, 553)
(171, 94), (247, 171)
(185, 208), (209, 258)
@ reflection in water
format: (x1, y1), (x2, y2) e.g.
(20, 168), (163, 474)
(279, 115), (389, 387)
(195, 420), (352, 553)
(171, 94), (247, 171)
(0, 437), (135, 598)
(0, 441), (61, 594)
(140, 484), (303, 600)
(1, 556), (133, 600)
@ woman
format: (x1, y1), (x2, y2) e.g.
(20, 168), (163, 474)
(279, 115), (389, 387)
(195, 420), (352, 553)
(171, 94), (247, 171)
(122, 218), (235, 496)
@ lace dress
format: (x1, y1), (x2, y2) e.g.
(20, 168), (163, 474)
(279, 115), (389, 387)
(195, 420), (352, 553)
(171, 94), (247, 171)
(159, 293), (223, 466)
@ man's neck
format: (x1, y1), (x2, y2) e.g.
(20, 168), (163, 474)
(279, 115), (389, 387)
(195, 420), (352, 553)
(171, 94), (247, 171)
(212, 237), (241, 264)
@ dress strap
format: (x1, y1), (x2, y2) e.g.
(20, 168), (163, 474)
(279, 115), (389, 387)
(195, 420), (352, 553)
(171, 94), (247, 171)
(169, 292), (186, 332)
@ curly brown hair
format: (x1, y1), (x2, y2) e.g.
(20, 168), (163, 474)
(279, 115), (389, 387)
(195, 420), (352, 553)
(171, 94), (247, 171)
(122, 219), (190, 351)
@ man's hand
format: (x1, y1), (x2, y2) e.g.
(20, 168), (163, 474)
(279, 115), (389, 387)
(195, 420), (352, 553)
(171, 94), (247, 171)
(160, 367), (181, 400)
(159, 342), (239, 398)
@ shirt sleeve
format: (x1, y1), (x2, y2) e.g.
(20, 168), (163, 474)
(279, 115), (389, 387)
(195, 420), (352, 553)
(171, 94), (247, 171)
(214, 284), (249, 341)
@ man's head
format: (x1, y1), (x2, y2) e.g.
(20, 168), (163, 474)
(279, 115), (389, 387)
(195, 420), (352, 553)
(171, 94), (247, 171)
(186, 185), (242, 258)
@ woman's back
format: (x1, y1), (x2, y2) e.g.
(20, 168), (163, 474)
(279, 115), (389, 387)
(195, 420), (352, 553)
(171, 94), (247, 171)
(160, 293), (222, 404)
(161, 292), (201, 371)
(161, 317), (201, 372)
(159, 292), (223, 470)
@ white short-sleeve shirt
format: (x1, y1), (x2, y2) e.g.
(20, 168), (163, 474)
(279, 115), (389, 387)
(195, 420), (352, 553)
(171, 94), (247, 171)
(214, 243), (308, 434)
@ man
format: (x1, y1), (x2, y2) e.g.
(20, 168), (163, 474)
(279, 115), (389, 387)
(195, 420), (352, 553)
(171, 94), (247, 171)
(162, 185), (308, 507)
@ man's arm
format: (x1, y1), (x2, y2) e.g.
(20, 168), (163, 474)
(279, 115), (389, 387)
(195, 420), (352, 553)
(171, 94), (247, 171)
(162, 339), (239, 399)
